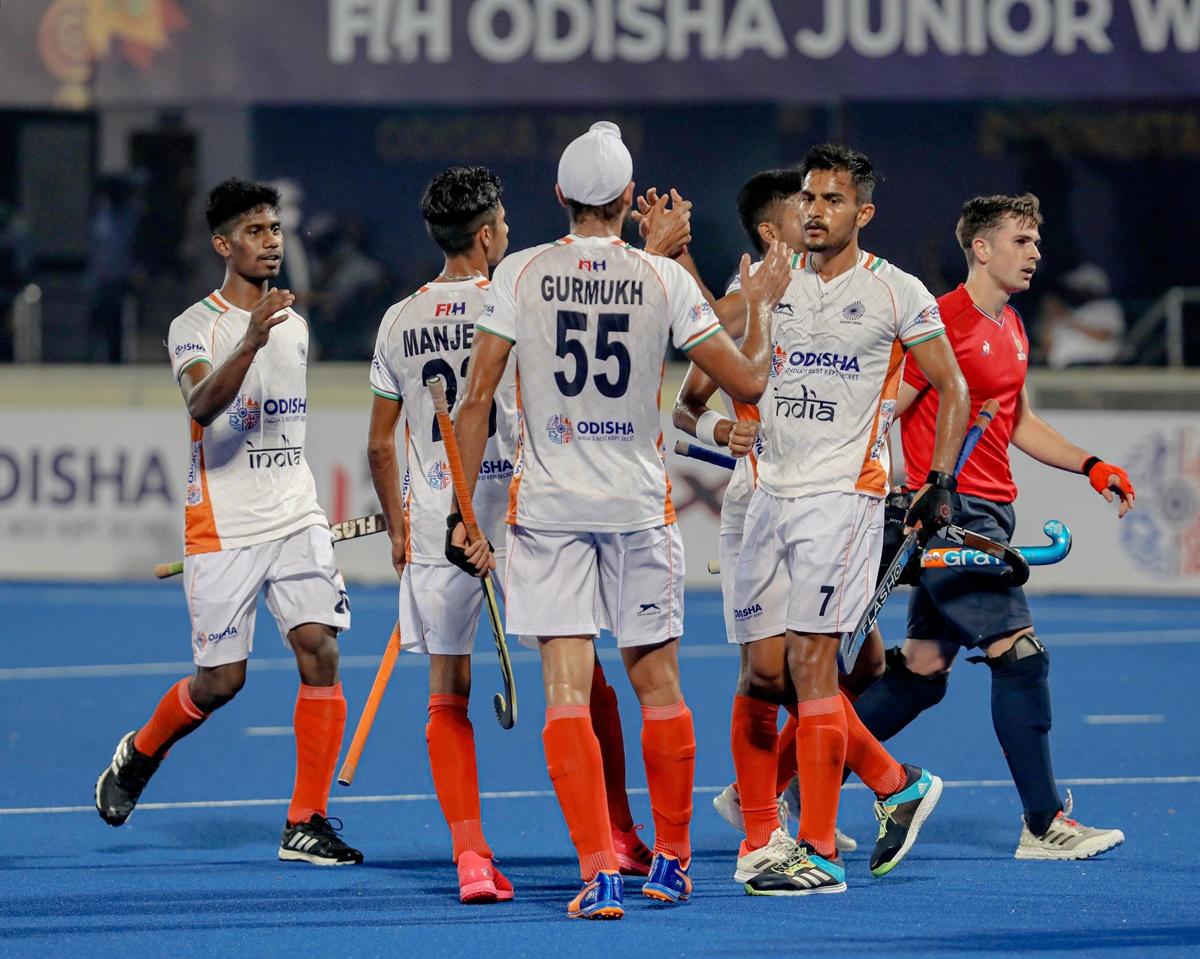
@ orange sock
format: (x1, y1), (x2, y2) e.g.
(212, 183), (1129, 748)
(426, 694), (492, 862)
(794, 696), (847, 859)
(134, 677), (207, 758)
(775, 711), (799, 796)
(841, 691), (906, 797)
(641, 700), (695, 865)
(288, 683), (346, 825)
(589, 664), (635, 832)
(731, 695), (780, 850)
(542, 705), (618, 880)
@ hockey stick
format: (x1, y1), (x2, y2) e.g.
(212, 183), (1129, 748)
(838, 399), (1000, 672)
(153, 512), (387, 579)
(337, 622), (403, 787)
(922, 519), (1071, 570)
(427, 376), (517, 730)
(674, 439), (738, 471)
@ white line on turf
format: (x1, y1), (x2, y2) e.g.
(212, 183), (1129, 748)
(3, 629), (1197, 681)
(8, 775), (1199, 816)
(244, 726), (294, 736)
(1083, 714), (1165, 725)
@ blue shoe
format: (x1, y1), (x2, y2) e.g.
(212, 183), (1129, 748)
(642, 853), (692, 904)
(743, 843), (846, 896)
(871, 764), (943, 877)
(567, 870), (624, 919)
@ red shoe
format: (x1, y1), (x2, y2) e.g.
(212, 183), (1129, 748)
(612, 824), (653, 877)
(456, 850), (515, 904)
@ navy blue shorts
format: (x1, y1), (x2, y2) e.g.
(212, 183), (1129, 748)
(906, 493), (1033, 649)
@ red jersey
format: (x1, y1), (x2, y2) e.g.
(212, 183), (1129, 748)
(901, 284), (1028, 503)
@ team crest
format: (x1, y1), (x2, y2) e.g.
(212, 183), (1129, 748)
(426, 460), (451, 491)
(770, 344), (787, 378)
(546, 414), (573, 445)
(1011, 330), (1027, 361)
(982, 340), (991, 356)
(227, 394), (261, 432)
(841, 300), (866, 323)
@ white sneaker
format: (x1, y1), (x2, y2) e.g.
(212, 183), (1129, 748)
(1015, 791), (1124, 861)
(734, 828), (799, 883)
(782, 776), (858, 853)
(712, 783), (789, 834)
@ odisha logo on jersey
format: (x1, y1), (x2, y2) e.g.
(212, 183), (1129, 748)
(479, 458), (514, 479)
(194, 624), (238, 646)
(770, 344), (787, 378)
(546, 414), (574, 444)
(426, 460), (451, 490)
(263, 397), (307, 416)
(841, 300), (865, 323)
(787, 350), (861, 374)
(733, 603), (763, 621)
(227, 394), (260, 432)
(174, 341), (205, 357)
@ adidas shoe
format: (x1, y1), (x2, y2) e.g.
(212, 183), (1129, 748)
(712, 783), (790, 835)
(95, 730), (161, 827)
(1015, 791), (1124, 861)
(733, 827), (798, 883)
(278, 814), (364, 865)
(642, 853), (692, 904)
(744, 843), (847, 896)
(781, 776), (858, 853)
(567, 870), (624, 920)
(456, 850), (515, 903)
(612, 824), (653, 877)
(870, 764), (942, 877)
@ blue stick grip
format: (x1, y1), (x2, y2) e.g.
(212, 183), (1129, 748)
(952, 406), (995, 477)
(674, 440), (737, 471)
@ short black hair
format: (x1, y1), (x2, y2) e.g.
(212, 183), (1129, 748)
(736, 169), (807, 254)
(956, 193), (1043, 264)
(564, 194), (627, 225)
(205, 178), (280, 234)
(420, 166), (503, 255)
(799, 144), (877, 205)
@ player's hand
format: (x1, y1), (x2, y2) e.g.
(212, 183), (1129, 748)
(727, 418), (759, 458)
(388, 529), (407, 580)
(244, 288), (294, 351)
(1086, 459), (1135, 518)
(632, 187), (661, 240)
(904, 476), (954, 546)
(446, 513), (495, 577)
(741, 240), (791, 313)
(640, 188), (692, 259)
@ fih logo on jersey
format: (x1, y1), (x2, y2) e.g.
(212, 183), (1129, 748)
(227, 394), (261, 432)
(770, 344), (787, 378)
(426, 460), (452, 491)
(578, 259), (606, 272)
(841, 300), (866, 324)
(546, 414), (574, 445)
(435, 301), (467, 317)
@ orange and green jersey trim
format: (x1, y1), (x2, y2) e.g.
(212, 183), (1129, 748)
(680, 323), (721, 352)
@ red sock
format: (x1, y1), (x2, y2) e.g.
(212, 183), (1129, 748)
(426, 694), (492, 862)
(794, 696), (847, 859)
(288, 683), (346, 825)
(542, 706), (618, 880)
(134, 677), (207, 757)
(589, 664), (635, 832)
(641, 700), (695, 865)
(841, 691), (906, 797)
(730, 695), (780, 850)
(775, 711), (799, 796)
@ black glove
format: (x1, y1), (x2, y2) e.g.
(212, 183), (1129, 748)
(445, 512), (493, 577)
(879, 492), (921, 586)
(904, 472), (956, 546)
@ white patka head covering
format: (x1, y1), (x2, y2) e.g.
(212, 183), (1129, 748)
(557, 121), (633, 206)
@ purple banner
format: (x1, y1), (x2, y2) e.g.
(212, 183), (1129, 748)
(1, 1), (1199, 108)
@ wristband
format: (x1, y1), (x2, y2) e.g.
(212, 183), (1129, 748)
(1081, 456), (1101, 475)
(925, 470), (957, 492)
(696, 409), (725, 448)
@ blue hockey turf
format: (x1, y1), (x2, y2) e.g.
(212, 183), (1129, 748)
(2, 583), (1197, 958)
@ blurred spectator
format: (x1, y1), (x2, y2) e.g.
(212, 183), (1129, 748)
(1039, 263), (1125, 368)
(306, 212), (390, 361)
(268, 178), (312, 312)
(86, 175), (143, 363)
(0, 202), (33, 361)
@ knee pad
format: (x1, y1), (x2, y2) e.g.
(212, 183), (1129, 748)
(887, 646), (950, 708)
(974, 632), (1048, 676)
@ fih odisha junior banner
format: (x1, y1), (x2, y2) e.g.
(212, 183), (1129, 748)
(0, 408), (1197, 593)
(0, 1), (1199, 108)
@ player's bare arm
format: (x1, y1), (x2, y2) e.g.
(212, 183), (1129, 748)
(366, 394), (408, 578)
(178, 287), (294, 425)
(672, 364), (758, 457)
(1011, 385), (1135, 517)
(686, 241), (791, 404)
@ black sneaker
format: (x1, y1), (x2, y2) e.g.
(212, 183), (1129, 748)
(95, 730), (162, 826)
(278, 814), (364, 865)
(744, 843), (846, 896)
(870, 764), (943, 876)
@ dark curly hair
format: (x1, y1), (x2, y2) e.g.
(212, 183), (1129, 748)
(799, 144), (877, 205)
(420, 166), (504, 255)
(205, 178), (280, 234)
(736, 169), (807, 254)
